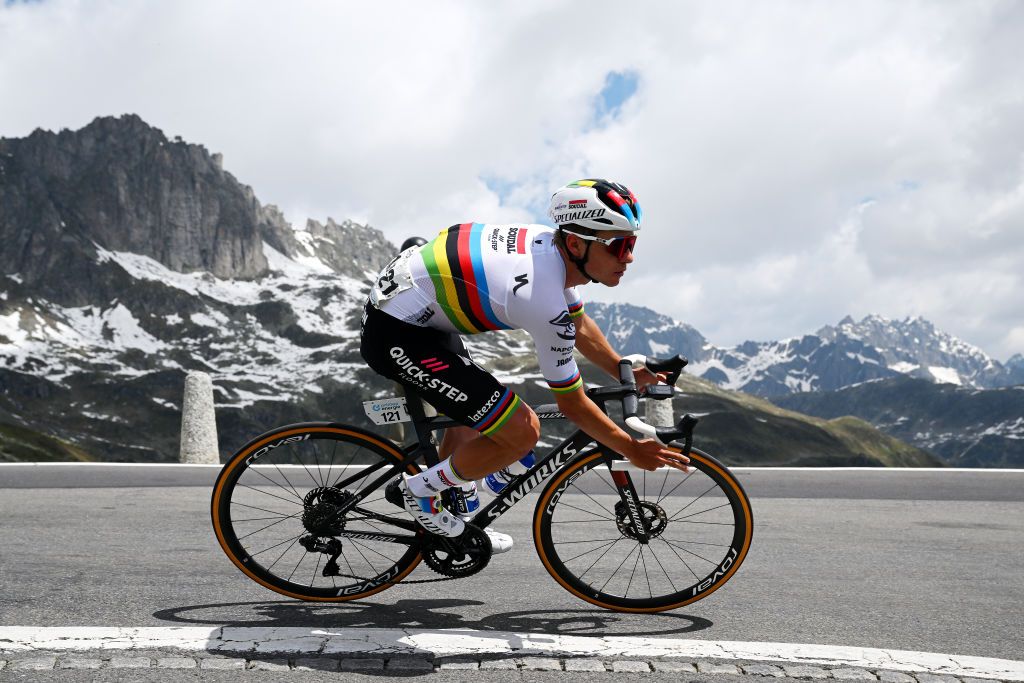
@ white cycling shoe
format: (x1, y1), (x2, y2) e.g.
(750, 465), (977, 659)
(398, 475), (465, 538)
(479, 527), (514, 554)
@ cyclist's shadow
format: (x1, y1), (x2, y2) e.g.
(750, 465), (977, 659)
(153, 598), (712, 638)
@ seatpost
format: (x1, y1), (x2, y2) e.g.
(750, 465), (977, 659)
(401, 387), (441, 468)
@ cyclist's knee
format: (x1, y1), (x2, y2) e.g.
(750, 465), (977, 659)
(490, 404), (539, 452)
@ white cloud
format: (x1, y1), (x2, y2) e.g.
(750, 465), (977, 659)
(1, 0), (1021, 360)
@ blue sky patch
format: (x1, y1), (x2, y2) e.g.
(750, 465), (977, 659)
(594, 71), (639, 121)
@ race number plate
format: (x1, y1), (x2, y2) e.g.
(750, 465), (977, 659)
(362, 397), (412, 425)
(369, 247), (416, 306)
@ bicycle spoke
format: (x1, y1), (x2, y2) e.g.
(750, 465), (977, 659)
(640, 545), (654, 598)
(237, 484), (304, 508)
(661, 539), (719, 565)
(322, 440), (340, 492)
(666, 482), (720, 520)
(561, 538), (620, 564)
(349, 538), (401, 563)
(347, 538), (380, 575)
(577, 538), (624, 582)
(248, 532), (305, 559)
(266, 535), (303, 572)
(246, 466), (305, 503)
(670, 501), (733, 522)
(623, 544), (643, 598)
(568, 482), (617, 518)
(660, 538), (732, 548)
(270, 463), (305, 503)
(555, 500), (615, 521)
(646, 544), (679, 593)
(311, 552), (323, 588)
(599, 543), (640, 594)
(656, 468), (670, 504)
(236, 512), (303, 541)
(553, 538), (625, 545)
(656, 537), (699, 580)
(230, 501), (298, 518)
(286, 546), (307, 582)
(303, 439), (324, 487)
(656, 468), (697, 505)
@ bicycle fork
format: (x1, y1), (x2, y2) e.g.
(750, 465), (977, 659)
(611, 470), (652, 543)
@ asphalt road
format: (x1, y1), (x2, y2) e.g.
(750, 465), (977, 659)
(1, 465), (1021, 666)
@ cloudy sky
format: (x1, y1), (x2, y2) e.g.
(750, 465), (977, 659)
(2, 1), (1022, 360)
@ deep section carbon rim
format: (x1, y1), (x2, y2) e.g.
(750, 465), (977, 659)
(534, 448), (752, 612)
(211, 423), (422, 601)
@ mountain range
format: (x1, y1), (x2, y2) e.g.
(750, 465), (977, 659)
(1, 115), (1019, 466)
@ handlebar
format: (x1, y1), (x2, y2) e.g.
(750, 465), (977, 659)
(616, 353), (699, 454)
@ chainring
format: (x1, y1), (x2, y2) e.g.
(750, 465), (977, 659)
(421, 524), (492, 578)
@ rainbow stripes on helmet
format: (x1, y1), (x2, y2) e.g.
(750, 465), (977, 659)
(552, 179), (642, 232)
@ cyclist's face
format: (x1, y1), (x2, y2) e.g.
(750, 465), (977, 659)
(589, 230), (635, 286)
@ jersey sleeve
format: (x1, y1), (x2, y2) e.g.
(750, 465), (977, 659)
(564, 287), (584, 320)
(523, 299), (584, 395)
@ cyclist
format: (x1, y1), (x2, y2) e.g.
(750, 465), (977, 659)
(361, 179), (690, 547)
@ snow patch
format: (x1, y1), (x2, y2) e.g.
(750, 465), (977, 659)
(928, 366), (962, 385)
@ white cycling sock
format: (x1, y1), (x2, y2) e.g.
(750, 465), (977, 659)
(406, 456), (470, 498)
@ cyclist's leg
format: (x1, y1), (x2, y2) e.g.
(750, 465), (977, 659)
(360, 303), (536, 532)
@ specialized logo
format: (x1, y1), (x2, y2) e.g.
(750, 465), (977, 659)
(568, 199), (587, 208)
(548, 311), (576, 340)
(552, 208), (605, 224)
(438, 471), (460, 488)
(469, 390), (503, 422)
(389, 347), (469, 402)
(420, 357), (449, 373)
(512, 273), (529, 296)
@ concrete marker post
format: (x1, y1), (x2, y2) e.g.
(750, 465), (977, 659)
(179, 371), (219, 464)
(645, 392), (674, 430)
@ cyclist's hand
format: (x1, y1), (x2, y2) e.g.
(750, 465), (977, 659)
(634, 366), (668, 391)
(625, 438), (690, 472)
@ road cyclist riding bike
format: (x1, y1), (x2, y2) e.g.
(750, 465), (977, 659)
(360, 179), (690, 548)
(211, 179), (753, 612)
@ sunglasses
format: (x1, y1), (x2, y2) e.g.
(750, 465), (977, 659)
(563, 230), (637, 259)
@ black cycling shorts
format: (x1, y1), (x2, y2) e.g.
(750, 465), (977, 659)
(360, 303), (522, 437)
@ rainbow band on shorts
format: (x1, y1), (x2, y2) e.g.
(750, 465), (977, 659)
(474, 389), (521, 436)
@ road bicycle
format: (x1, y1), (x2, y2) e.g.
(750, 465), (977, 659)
(211, 354), (753, 613)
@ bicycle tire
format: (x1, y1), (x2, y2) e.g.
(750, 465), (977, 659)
(533, 446), (753, 612)
(212, 422), (423, 601)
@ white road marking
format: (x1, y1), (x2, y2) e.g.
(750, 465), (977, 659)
(0, 627), (1021, 680)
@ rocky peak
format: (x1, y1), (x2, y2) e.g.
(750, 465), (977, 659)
(0, 114), (270, 295)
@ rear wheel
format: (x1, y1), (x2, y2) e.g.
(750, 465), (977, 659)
(211, 422), (422, 601)
(534, 447), (753, 612)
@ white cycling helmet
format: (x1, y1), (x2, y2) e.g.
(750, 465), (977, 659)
(547, 179), (642, 232)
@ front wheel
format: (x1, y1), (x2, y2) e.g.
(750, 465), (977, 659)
(533, 447), (753, 612)
(211, 422), (423, 601)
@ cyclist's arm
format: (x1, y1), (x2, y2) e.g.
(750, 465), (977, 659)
(555, 388), (689, 471)
(575, 312), (669, 389)
(573, 312), (621, 378)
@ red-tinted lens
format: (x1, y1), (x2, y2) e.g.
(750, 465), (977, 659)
(607, 235), (637, 259)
